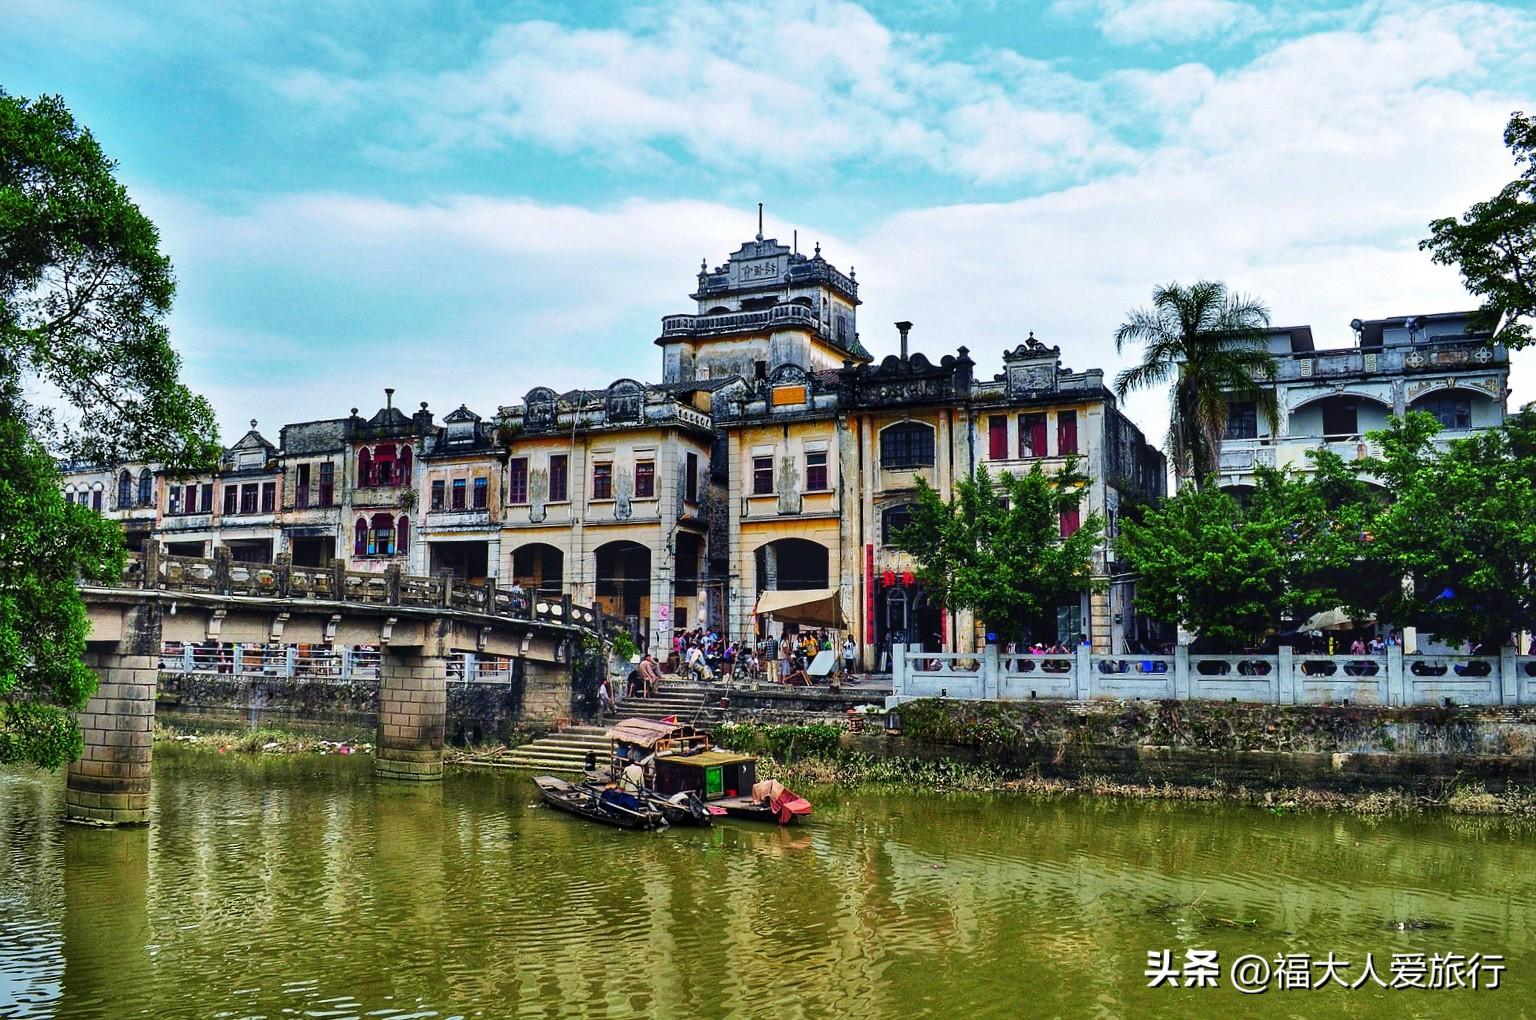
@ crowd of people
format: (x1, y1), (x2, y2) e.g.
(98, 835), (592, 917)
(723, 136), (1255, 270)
(607, 625), (863, 702)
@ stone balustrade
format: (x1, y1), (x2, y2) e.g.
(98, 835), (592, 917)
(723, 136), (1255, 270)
(890, 645), (1536, 708)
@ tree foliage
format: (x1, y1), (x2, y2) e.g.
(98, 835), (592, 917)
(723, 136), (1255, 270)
(1120, 410), (1536, 650)
(1, 90), (219, 767)
(1113, 280), (1277, 489)
(1421, 111), (1536, 349)
(1362, 410), (1536, 647)
(896, 462), (1103, 640)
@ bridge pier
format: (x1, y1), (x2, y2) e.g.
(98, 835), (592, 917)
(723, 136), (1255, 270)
(523, 656), (576, 723)
(375, 652), (449, 781)
(68, 606), (159, 826)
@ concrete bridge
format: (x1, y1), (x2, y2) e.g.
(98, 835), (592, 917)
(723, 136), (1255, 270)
(70, 544), (617, 826)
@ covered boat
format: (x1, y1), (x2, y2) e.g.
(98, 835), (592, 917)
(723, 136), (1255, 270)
(652, 751), (813, 826)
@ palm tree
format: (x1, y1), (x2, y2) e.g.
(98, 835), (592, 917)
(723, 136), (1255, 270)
(1114, 281), (1278, 490)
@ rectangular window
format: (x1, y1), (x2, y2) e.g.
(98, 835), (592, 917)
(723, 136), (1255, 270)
(223, 485), (237, 516)
(430, 479), (445, 511)
(805, 450), (828, 491)
(168, 487), (181, 514)
(451, 478), (467, 510)
(634, 460), (655, 498)
(474, 475), (490, 508)
(1060, 509), (1081, 538)
(261, 481), (276, 513)
(1057, 411), (1078, 456)
(1020, 414), (1047, 458)
(1225, 401), (1258, 440)
(200, 483), (213, 513)
(988, 416), (1009, 459)
(91, 490), (102, 512)
(685, 452), (698, 503)
(752, 456), (774, 495)
(549, 454), (568, 502)
(592, 461), (612, 500)
(1321, 402), (1358, 438)
(499, 463), (518, 505)
(296, 463), (311, 508)
(240, 484), (258, 515)
(317, 462), (334, 507)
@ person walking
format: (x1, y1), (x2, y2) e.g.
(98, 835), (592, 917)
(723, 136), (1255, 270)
(841, 635), (857, 678)
(761, 632), (779, 683)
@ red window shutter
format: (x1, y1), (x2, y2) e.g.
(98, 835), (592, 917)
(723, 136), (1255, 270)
(988, 416), (1008, 459)
(1060, 509), (1080, 537)
(358, 448), (372, 486)
(398, 445), (412, 484)
(354, 519), (367, 556)
(1057, 412), (1078, 455)
(397, 516), (409, 555)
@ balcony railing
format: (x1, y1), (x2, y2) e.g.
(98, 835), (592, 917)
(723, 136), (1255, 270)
(660, 304), (822, 338)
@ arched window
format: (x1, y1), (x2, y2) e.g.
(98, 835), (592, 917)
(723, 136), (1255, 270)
(117, 470), (133, 508)
(354, 518), (368, 556)
(138, 468), (153, 506)
(357, 447), (373, 486)
(371, 512), (395, 556)
(398, 444), (412, 484)
(880, 422), (935, 469)
(373, 443), (397, 486)
(396, 515), (409, 555)
(882, 503), (914, 548)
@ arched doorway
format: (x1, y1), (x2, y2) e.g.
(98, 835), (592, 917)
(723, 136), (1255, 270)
(594, 541), (651, 620)
(511, 543), (565, 595)
(877, 580), (942, 653)
(753, 538), (829, 592)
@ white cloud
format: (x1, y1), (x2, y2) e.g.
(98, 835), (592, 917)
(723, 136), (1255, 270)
(1089, 0), (1259, 46)
(153, 1), (1536, 445)
(267, 0), (1134, 186)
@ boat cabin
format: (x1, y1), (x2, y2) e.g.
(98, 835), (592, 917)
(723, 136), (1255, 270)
(605, 718), (711, 766)
(652, 751), (758, 801)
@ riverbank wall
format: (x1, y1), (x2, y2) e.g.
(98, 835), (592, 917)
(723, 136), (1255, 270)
(856, 699), (1536, 796)
(154, 671), (561, 746)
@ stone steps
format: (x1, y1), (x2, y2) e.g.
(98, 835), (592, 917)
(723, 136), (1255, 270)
(503, 725), (611, 772)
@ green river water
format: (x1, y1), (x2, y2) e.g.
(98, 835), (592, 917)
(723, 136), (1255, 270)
(2, 749), (1535, 1019)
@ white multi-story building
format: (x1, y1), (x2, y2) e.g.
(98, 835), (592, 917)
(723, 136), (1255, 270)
(1215, 310), (1510, 496)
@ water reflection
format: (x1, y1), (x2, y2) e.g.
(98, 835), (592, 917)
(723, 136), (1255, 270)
(2, 755), (1535, 1019)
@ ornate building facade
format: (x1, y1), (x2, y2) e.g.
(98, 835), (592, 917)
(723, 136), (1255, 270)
(65, 228), (1178, 663)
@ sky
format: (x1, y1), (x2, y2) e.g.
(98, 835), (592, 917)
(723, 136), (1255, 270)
(3, 0), (1534, 446)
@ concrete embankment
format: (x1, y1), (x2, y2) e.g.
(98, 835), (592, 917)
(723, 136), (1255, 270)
(814, 699), (1536, 809)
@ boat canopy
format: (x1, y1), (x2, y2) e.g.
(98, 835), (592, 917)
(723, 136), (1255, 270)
(753, 587), (844, 626)
(605, 717), (697, 751)
(656, 750), (757, 768)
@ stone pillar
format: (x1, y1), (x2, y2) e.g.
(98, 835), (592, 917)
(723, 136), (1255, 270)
(1173, 645), (1190, 701)
(67, 650), (156, 826)
(1387, 643), (1406, 707)
(1075, 642), (1091, 701)
(375, 651), (448, 781)
(67, 604), (159, 827)
(1500, 646), (1519, 706)
(523, 656), (574, 724)
(1277, 644), (1295, 705)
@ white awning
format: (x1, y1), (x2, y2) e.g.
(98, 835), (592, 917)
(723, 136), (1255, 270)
(753, 587), (845, 627)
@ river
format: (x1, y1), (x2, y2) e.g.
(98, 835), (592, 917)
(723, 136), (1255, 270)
(2, 749), (1534, 1018)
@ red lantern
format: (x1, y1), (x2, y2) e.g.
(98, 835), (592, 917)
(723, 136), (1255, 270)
(901, 571), (915, 586)
(882, 570), (896, 587)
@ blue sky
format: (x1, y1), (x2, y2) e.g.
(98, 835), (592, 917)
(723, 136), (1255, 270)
(4, 0), (1534, 442)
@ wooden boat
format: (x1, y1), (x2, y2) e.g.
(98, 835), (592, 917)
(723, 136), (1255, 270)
(601, 717), (812, 826)
(532, 775), (664, 830)
(652, 751), (813, 826)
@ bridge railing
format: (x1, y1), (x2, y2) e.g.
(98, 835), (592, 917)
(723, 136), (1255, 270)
(109, 543), (624, 638)
(161, 641), (523, 684)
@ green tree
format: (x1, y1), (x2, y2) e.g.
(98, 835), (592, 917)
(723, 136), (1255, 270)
(896, 462), (1103, 641)
(1116, 484), (1285, 647)
(2, 90), (219, 767)
(1116, 456), (1380, 648)
(1362, 410), (1536, 648)
(1421, 111), (1536, 348)
(1114, 281), (1277, 489)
